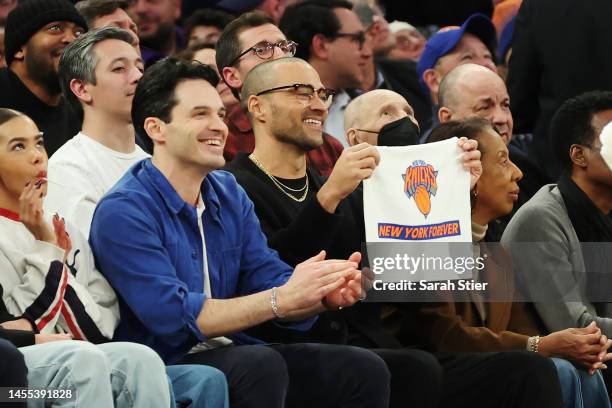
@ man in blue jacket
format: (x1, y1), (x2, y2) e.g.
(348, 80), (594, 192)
(89, 57), (391, 408)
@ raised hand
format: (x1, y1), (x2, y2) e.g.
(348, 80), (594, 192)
(318, 143), (380, 213)
(19, 179), (56, 245)
(52, 214), (72, 262)
(457, 137), (482, 190)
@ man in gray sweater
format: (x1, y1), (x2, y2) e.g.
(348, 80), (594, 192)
(502, 91), (612, 370)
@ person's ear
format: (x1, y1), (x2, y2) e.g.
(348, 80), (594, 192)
(569, 144), (589, 168)
(438, 107), (453, 123)
(346, 128), (367, 145)
(423, 68), (441, 98)
(365, 22), (377, 40)
(311, 33), (329, 60)
(248, 95), (266, 123)
(222, 66), (242, 90)
(13, 46), (25, 62)
(144, 117), (166, 146)
(346, 128), (358, 146)
(69, 78), (93, 105)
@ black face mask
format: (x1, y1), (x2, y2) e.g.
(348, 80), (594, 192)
(377, 117), (420, 147)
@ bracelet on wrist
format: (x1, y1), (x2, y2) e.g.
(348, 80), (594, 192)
(270, 287), (285, 319)
(527, 335), (540, 353)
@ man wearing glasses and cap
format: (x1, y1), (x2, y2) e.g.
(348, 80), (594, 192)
(216, 11), (344, 177)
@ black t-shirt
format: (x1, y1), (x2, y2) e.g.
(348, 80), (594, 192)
(0, 68), (80, 156)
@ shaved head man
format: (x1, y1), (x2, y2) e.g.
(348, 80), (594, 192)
(438, 63), (512, 144)
(437, 63), (548, 212)
(344, 89), (419, 146)
(241, 57), (331, 153)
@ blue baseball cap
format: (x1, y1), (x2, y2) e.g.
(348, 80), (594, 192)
(416, 13), (497, 91)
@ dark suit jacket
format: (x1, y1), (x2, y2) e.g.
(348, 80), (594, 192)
(507, 0), (612, 180)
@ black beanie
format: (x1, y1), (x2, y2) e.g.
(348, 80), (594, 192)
(4, 0), (88, 66)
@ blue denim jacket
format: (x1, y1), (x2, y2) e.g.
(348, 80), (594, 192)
(90, 159), (315, 363)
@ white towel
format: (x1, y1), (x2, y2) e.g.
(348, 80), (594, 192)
(363, 137), (472, 243)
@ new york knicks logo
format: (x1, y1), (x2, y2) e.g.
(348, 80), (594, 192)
(402, 160), (438, 218)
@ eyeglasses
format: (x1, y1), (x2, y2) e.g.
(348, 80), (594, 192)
(256, 83), (336, 107)
(332, 31), (367, 50)
(229, 40), (298, 66)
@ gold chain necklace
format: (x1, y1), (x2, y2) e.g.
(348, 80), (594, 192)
(249, 154), (309, 202)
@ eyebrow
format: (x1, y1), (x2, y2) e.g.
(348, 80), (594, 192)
(191, 106), (226, 114)
(377, 103), (395, 114)
(110, 56), (144, 65)
(378, 103), (413, 115)
(475, 97), (495, 105)
(7, 133), (44, 143)
(497, 149), (509, 157)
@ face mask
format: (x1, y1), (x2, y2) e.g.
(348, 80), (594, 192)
(600, 122), (612, 172)
(377, 116), (420, 147)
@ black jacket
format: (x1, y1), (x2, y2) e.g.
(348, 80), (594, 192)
(507, 0), (612, 180)
(0, 68), (80, 156)
(376, 58), (433, 132)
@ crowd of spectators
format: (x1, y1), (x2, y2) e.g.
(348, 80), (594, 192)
(1, 0), (612, 407)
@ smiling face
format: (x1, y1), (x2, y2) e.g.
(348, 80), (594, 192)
(227, 23), (288, 89)
(158, 79), (228, 172)
(130, 0), (179, 44)
(82, 39), (144, 122)
(424, 33), (496, 101)
(324, 7), (372, 89)
(0, 115), (48, 204)
(16, 21), (85, 93)
(473, 127), (523, 224)
(436, 33), (496, 76)
(256, 61), (328, 151)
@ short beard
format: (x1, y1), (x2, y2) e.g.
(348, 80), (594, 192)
(140, 22), (175, 52)
(25, 44), (61, 96)
(270, 105), (323, 152)
(276, 131), (322, 152)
